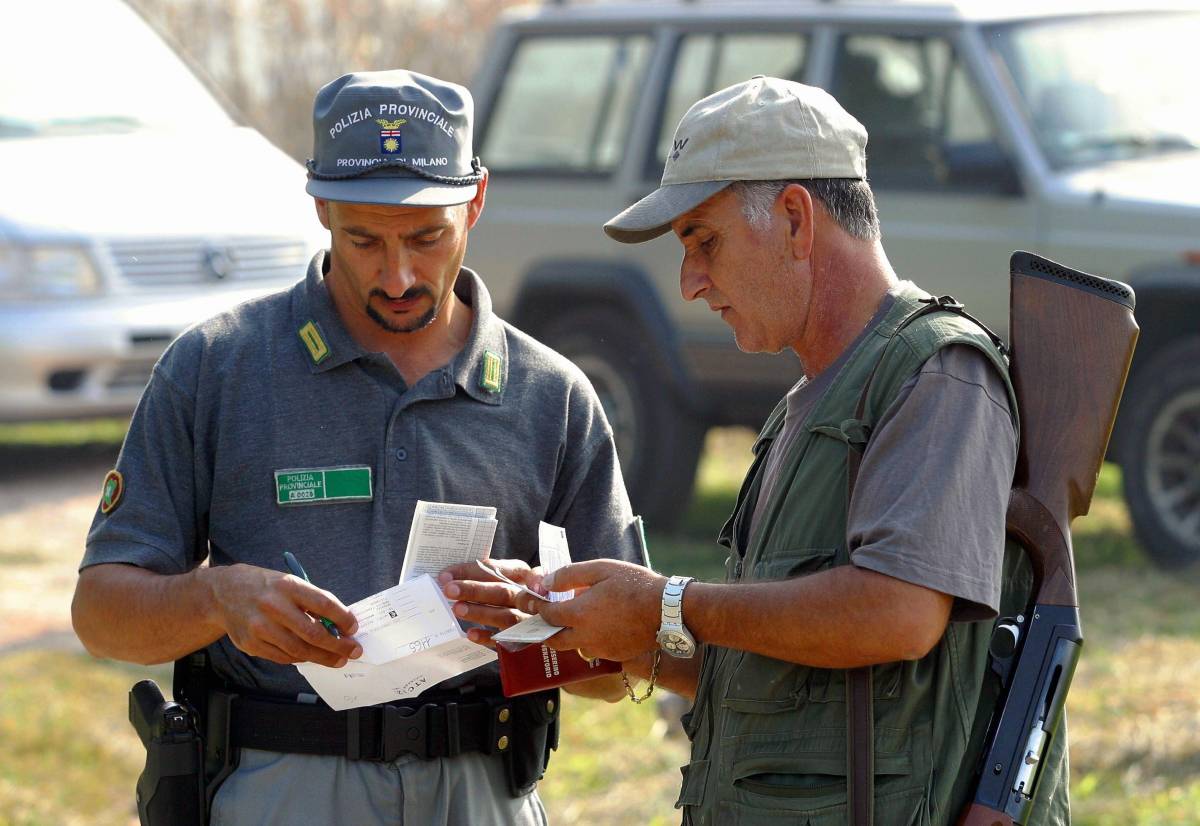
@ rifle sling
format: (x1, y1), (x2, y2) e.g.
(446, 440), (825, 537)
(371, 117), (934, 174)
(844, 295), (1000, 826)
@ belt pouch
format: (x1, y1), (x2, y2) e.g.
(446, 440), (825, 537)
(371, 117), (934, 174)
(503, 688), (560, 797)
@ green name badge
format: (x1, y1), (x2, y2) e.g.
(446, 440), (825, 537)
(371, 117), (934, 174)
(274, 466), (373, 506)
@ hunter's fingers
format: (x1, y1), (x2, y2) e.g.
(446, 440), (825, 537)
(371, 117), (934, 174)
(540, 559), (624, 592)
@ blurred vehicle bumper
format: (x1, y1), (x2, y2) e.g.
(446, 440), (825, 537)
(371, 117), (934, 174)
(0, 283), (289, 422)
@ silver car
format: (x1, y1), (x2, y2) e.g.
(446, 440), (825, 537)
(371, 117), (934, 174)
(0, 0), (323, 422)
(468, 1), (1200, 567)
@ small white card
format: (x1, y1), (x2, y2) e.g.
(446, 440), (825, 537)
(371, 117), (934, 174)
(492, 613), (563, 646)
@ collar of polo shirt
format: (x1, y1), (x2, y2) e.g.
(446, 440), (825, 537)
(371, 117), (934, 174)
(294, 251), (507, 404)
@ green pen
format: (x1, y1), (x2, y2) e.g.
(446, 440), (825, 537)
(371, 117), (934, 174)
(282, 551), (342, 638)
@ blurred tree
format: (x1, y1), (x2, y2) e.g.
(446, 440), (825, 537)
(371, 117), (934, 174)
(131, 0), (521, 161)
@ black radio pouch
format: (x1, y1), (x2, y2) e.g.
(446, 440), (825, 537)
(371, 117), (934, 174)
(503, 688), (561, 797)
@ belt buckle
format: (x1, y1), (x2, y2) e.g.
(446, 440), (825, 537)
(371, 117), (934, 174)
(381, 703), (428, 761)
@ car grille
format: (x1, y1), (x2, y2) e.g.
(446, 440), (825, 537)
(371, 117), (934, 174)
(106, 359), (160, 392)
(106, 237), (309, 288)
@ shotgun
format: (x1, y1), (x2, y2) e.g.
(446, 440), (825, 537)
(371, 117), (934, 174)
(957, 252), (1138, 826)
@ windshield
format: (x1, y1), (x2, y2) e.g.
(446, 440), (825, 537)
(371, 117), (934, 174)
(988, 13), (1200, 169)
(0, 0), (232, 139)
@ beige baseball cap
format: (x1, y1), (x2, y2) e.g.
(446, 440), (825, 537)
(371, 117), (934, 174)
(605, 76), (867, 244)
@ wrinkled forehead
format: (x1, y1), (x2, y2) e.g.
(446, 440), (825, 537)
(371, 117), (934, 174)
(670, 187), (742, 237)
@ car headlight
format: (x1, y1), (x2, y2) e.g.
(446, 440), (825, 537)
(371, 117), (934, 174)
(0, 242), (102, 299)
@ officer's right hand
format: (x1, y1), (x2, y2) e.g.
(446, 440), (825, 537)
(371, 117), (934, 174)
(208, 563), (362, 667)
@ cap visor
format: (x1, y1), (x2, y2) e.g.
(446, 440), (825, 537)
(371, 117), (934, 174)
(604, 180), (732, 244)
(307, 176), (477, 207)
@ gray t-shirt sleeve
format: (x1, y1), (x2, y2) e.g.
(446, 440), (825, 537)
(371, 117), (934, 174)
(545, 378), (642, 566)
(80, 359), (206, 575)
(848, 344), (1016, 622)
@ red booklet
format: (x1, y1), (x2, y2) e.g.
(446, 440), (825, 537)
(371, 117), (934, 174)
(497, 643), (621, 697)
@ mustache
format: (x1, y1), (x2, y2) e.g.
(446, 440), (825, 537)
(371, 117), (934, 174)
(369, 286), (431, 302)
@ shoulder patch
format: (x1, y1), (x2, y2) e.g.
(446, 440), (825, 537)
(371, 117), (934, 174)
(479, 350), (503, 393)
(99, 470), (124, 515)
(298, 320), (330, 365)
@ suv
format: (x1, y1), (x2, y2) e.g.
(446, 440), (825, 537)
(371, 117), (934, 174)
(0, 0), (323, 422)
(467, 1), (1200, 567)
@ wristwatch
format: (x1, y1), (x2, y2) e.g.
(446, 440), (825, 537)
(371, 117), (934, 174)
(656, 575), (697, 658)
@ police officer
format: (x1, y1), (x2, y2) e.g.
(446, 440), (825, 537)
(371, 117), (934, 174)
(448, 77), (1070, 824)
(71, 70), (639, 825)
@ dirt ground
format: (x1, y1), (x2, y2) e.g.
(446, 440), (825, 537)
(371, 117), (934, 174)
(0, 445), (120, 652)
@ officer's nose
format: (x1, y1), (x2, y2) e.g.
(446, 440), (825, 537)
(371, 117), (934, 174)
(380, 247), (418, 295)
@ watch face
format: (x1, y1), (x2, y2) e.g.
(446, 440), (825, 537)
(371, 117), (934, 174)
(658, 630), (695, 657)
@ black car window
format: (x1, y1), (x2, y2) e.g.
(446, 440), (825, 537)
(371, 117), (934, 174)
(655, 32), (809, 166)
(484, 34), (653, 174)
(831, 33), (1014, 193)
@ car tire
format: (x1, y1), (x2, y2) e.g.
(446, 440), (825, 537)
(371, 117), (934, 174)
(1120, 336), (1200, 569)
(539, 309), (705, 531)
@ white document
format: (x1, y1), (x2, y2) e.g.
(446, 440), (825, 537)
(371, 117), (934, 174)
(492, 521), (576, 647)
(352, 575), (463, 665)
(297, 640), (497, 711)
(398, 500), (498, 583)
(537, 521), (575, 601)
(492, 613), (562, 646)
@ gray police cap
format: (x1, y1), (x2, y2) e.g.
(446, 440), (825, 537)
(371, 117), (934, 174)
(306, 70), (483, 207)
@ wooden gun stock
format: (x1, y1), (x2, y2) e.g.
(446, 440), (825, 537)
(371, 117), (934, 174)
(1007, 252), (1140, 608)
(959, 252), (1138, 825)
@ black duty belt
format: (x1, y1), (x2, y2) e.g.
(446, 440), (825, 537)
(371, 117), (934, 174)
(227, 690), (546, 762)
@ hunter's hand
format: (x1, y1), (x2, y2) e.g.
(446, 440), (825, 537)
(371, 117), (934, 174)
(535, 560), (666, 663)
(207, 563), (361, 667)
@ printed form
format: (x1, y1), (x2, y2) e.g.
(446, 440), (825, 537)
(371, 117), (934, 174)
(296, 501), (501, 711)
(297, 504), (577, 709)
(397, 500), (498, 583)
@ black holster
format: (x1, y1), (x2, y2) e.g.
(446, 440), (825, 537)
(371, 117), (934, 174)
(503, 688), (560, 797)
(128, 679), (205, 826)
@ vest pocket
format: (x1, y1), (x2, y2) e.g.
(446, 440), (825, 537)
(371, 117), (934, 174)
(718, 786), (927, 826)
(750, 546), (836, 580)
(717, 728), (923, 824)
(722, 547), (837, 708)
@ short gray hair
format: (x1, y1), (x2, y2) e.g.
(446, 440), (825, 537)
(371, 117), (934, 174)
(730, 178), (881, 241)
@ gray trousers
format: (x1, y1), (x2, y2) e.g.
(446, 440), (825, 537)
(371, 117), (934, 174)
(210, 748), (548, 826)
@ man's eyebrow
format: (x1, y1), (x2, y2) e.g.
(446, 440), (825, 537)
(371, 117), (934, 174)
(341, 222), (451, 239)
(678, 222), (702, 239)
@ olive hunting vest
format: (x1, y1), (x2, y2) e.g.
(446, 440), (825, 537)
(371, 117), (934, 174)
(677, 283), (1071, 826)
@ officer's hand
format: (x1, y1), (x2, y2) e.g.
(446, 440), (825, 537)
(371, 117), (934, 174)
(534, 560), (666, 663)
(209, 563), (362, 667)
(438, 559), (545, 648)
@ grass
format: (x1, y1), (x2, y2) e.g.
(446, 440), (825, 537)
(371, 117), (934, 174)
(1, 429), (1197, 824)
(0, 419), (128, 447)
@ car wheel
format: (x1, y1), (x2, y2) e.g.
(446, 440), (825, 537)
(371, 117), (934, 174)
(539, 309), (705, 531)
(1120, 337), (1200, 568)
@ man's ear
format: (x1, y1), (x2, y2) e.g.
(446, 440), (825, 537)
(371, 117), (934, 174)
(465, 170), (489, 230)
(314, 197), (332, 231)
(779, 183), (815, 261)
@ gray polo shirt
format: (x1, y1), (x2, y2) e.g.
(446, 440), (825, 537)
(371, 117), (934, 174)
(83, 251), (640, 697)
